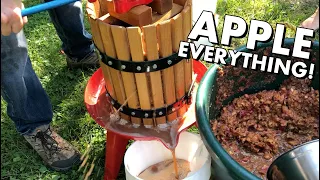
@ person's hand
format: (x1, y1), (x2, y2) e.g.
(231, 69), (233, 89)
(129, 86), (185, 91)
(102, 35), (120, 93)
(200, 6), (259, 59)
(300, 8), (319, 30)
(1, 0), (28, 36)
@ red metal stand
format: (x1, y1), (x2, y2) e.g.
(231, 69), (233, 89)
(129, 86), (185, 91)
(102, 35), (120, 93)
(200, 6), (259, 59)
(104, 131), (129, 180)
(84, 60), (207, 180)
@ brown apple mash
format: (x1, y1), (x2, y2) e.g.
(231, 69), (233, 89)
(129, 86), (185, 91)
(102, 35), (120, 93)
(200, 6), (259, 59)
(212, 76), (319, 179)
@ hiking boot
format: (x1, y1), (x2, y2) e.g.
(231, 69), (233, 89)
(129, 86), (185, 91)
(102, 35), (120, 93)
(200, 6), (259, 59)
(66, 50), (100, 69)
(24, 125), (81, 171)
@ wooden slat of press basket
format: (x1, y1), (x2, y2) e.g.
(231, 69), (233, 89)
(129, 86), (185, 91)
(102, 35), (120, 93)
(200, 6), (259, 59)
(87, 1), (104, 53)
(157, 20), (177, 122)
(98, 14), (118, 99)
(97, 16), (130, 122)
(127, 27), (154, 126)
(87, 0), (193, 126)
(111, 25), (141, 124)
(182, 6), (193, 97)
(171, 13), (186, 117)
(143, 25), (167, 125)
(87, 2), (114, 100)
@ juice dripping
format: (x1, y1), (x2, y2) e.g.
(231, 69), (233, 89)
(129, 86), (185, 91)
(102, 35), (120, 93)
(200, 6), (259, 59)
(172, 149), (179, 179)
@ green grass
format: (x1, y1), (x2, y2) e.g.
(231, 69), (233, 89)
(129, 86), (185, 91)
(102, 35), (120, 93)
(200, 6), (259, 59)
(216, 0), (319, 48)
(1, 0), (318, 179)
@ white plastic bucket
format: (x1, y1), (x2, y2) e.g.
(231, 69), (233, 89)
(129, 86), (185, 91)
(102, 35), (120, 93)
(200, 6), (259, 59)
(124, 131), (211, 180)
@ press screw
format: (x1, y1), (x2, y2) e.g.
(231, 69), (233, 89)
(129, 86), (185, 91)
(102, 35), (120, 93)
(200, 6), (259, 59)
(144, 113), (149, 118)
(172, 107), (175, 111)
(121, 65), (126, 69)
(137, 66), (141, 71)
(131, 112), (135, 116)
(111, 100), (114, 105)
(168, 60), (172, 65)
(159, 111), (163, 116)
(108, 61), (112, 65)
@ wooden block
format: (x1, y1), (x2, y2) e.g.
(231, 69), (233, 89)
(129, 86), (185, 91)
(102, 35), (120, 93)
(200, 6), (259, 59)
(157, 20), (177, 122)
(173, 0), (187, 6)
(99, 0), (109, 16)
(86, 1), (96, 18)
(127, 27), (154, 126)
(149, 0), (173, 14)
(111, 25), (141, 125)
(143, 25), (167, 125)
(87, 0), (101, 18)
(152, 3), (183, 24)
(99, 13), (121, 25)
(106, 0), (152, 26)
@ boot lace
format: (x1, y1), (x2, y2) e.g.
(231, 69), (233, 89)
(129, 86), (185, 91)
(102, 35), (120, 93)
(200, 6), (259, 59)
(34, 129), (61, 155)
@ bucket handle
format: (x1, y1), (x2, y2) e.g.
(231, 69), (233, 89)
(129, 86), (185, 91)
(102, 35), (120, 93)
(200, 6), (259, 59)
(21, 0), (79, 17)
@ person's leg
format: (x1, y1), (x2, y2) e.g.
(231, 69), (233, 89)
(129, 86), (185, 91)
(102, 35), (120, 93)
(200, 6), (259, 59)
(1, 31), (53, 134)
(44, 0), (99, 68)
(1, 31), (80, 171)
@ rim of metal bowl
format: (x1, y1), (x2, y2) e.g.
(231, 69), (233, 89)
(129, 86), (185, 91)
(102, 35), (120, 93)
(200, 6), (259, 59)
(266, 139), (319, 178)
(195, 38), (319, 180)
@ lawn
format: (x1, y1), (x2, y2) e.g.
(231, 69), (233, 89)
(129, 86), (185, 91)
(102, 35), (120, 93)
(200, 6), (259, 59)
(1, 0), (319, 180)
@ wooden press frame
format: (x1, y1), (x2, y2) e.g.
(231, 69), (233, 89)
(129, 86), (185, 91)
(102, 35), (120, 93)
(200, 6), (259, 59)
(86, 0), (193, 127)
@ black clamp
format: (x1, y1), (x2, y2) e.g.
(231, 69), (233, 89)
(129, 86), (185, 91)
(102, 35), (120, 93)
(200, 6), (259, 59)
(105, 89), (193, 119)
(100, 52), (190, 73)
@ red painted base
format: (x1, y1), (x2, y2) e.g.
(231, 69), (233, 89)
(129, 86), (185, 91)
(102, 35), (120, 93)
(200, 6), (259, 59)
(84, 60), (207, 180)
(104, 131), (129, 180)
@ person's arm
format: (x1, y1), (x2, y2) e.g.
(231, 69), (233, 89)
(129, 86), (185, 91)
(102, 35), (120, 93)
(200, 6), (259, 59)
(1, 0), (28, 36)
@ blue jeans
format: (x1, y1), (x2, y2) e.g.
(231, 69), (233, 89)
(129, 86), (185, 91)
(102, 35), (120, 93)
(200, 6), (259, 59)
(1, 1), (94, 135)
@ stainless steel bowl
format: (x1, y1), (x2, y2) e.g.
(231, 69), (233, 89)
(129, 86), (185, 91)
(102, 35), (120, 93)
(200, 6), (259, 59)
(267, 139), (319, 180)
